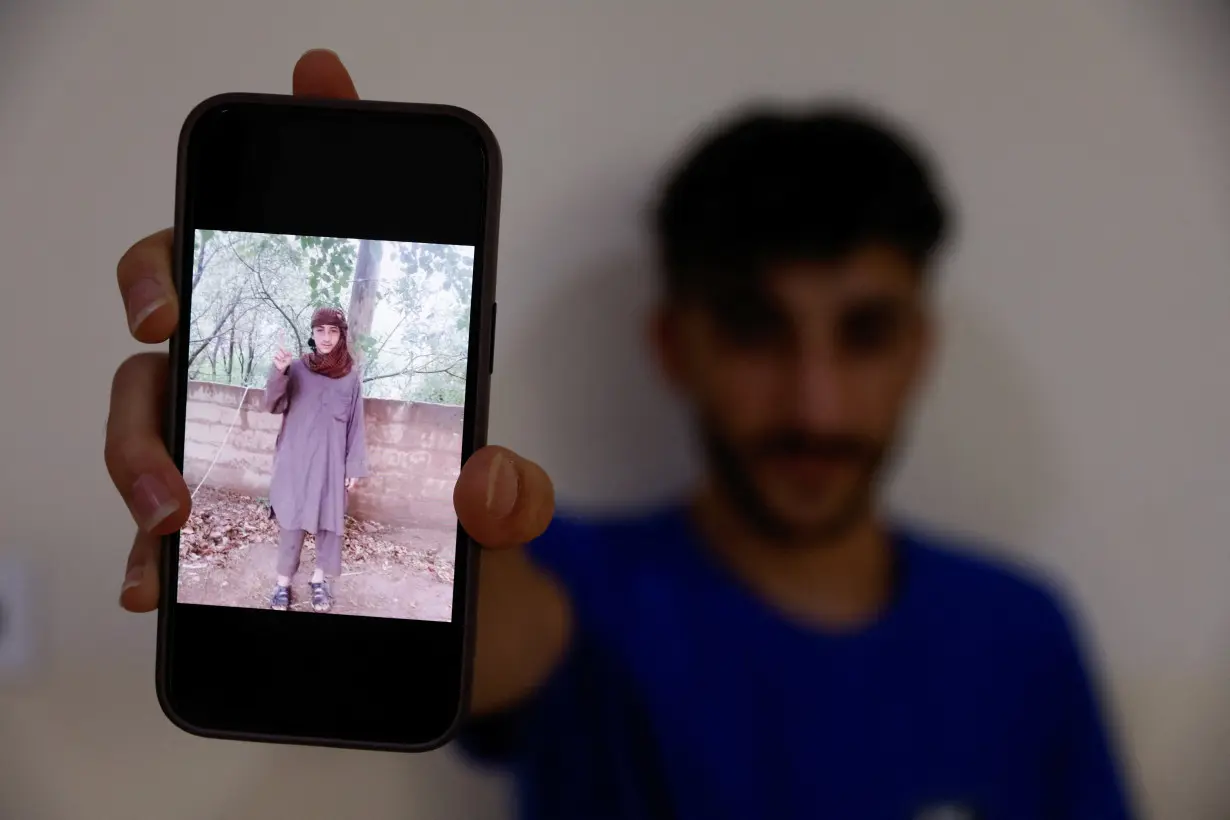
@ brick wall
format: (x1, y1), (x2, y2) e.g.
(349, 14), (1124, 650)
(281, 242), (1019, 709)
(183, 380), (462, 530)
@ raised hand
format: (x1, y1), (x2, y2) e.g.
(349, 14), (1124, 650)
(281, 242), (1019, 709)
(273, 347), (294, 373)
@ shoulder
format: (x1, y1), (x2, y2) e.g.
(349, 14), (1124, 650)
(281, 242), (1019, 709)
(899, 523), (1079, 651)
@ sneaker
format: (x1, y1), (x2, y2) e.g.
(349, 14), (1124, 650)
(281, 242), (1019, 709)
(270, 584), (291, 611)
(310, 580), (332, 613)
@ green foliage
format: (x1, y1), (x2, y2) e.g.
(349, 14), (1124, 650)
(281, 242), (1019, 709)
(299, 235), (358, 308)
(397, 242), (472, 300)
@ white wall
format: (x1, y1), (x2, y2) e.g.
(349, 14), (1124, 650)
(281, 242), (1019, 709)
(1, 1), (1228, 817)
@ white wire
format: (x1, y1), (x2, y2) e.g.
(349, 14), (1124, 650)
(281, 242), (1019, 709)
(191, 384), (253, 501)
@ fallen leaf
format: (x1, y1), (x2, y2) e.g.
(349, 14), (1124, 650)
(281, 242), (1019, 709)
(180, 486), (456, 584)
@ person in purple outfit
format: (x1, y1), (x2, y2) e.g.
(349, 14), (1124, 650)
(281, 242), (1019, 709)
(264, 305), (369, 613)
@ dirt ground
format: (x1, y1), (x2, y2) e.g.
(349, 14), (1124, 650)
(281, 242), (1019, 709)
(175, 487), (456, 622)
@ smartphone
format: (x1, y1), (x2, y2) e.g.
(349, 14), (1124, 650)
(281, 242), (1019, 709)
(157, 93), (500, 751)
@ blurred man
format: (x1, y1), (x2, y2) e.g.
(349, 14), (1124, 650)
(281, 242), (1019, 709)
(108, 51), (1133, 819)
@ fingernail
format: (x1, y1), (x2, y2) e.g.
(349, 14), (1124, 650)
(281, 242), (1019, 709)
(485, 456), (519, 518)
(131, 474), (179, 532)
(125, 277), (169, 333)
(120, 564), (144, 596)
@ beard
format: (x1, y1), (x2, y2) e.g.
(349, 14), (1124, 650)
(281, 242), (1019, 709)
(700, 416), (889, 544)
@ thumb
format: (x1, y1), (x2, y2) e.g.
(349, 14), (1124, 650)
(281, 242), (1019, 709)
(292, 49), (360, 100)
(454, 446), (554, 550)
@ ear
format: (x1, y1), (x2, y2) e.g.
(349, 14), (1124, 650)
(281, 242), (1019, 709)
(648, 302), (684, 388)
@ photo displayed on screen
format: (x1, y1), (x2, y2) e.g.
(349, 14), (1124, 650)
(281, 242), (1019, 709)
(177, 231), (473, 623)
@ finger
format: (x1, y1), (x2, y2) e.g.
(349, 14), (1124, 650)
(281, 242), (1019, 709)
(120, 530), (162, 612)
(292, 49), (359, 99)
(104, 353), (192, 535)
(117, 228), (179, 343)
(454, 446), (555, 550)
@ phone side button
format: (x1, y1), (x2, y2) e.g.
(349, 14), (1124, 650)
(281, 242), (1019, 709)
(489, 301), (497, 375)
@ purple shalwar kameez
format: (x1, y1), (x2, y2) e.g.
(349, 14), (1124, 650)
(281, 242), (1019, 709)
(264, 359), (368, 577)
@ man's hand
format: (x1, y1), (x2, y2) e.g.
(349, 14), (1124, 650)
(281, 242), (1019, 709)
(453, 446), (566, 715)
(107, 49), (363, 612)
(107, 49), (567, 717)
(273, 347), (294, 373)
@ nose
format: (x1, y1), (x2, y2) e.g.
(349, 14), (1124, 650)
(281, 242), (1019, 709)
(790, 350), (854, 430)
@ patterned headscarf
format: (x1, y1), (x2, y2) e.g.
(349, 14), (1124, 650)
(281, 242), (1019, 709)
(304, 306), (354, 379)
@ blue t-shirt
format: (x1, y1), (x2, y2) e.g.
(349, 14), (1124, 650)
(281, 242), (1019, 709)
(460, 506), (1132, 820)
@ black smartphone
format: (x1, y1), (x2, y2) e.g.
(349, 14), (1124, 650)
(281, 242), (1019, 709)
(157, 93), (500, 751)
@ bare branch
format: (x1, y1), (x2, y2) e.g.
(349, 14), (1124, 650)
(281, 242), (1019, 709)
(187, 295), (244, 367)
(192, 232), (218, 290)
(361, 353), (467, 384)
(225, 236), (303, 351)
(362, 311), (409, 376)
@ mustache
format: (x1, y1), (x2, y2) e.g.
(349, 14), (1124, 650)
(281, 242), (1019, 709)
(751, 430), (880, 462)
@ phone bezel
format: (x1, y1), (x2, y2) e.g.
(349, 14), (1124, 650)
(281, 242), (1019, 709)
(158, 93), (500, 752)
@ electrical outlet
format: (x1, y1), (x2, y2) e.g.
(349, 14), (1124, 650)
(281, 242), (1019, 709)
(0, 557), (35, 681)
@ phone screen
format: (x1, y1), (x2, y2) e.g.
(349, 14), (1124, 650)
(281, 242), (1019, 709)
(178, 230), (472, 625)
(160, 95), (499, 750)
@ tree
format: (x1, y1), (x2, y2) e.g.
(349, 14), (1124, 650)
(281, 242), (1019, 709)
(193, 230), (220, 289)
(356, 242), (472, 397)
(346, 239), (382, 366)
(188, 231), (473, 404)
